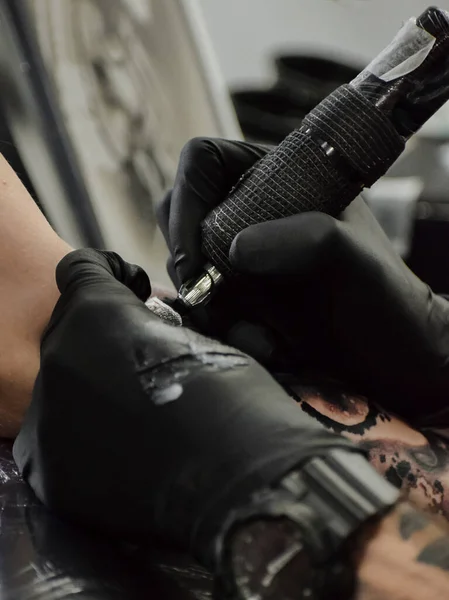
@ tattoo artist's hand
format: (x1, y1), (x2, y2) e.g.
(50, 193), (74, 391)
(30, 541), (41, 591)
(159, 137), (449, 422)
(353, 503), (449, 599)
(13, 248), (353, 570)
(13, 250), (445, 599)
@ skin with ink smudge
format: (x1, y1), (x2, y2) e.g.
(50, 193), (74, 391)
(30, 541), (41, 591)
(399, 509), (429, 540)
(417, 537), (449, 571)
(397, 460), (412, 478)
(351, 502), (449, 599)
(385, 466), (403, 488)
(283, 378), (449, 519)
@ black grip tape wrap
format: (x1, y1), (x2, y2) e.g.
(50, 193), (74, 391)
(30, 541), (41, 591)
(201, 84), (405, 276)
(303, 85), (405, 186)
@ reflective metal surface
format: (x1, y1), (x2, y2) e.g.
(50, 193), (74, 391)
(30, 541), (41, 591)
(178, 263), (223, 308)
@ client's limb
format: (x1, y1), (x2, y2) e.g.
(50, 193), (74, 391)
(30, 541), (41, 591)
(284, 378), (449, 519)
(0, 155), (71, 437)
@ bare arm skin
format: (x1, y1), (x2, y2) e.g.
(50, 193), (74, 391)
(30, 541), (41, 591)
(0, 154), (71, 437)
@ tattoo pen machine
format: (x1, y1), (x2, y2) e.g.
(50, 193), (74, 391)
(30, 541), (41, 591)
(175, 6), (449, 312)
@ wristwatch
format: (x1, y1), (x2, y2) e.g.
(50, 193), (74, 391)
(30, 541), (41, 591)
(214, 449), (400, 600)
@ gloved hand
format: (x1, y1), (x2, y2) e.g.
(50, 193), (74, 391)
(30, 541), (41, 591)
(13, 248), (353, 569)
(14, 250), (449, 600)
(159, 137), (449, 422)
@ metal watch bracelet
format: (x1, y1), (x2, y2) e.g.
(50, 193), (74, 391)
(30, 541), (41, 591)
(215, 449), (400, 600)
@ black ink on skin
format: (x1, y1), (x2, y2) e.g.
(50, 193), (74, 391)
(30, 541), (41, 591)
(279, 377), (384, 435)
(278, 376), (449, 515)
(297, 399), (383, 436)
(435, 480), (444, 494)
(417, 537), (449, 572)
(408, 472), (417, 485)
(385, 466), (402, 488)
(292, 393), (381, 436)
(396, 460), (411, 478)
(399, 510), (429, 540)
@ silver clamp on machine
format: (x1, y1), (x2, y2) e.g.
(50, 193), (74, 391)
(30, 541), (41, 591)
(179, 264), (224, 309)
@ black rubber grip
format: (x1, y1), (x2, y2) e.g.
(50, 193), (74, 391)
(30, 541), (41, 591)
(201, 84), (405, 276)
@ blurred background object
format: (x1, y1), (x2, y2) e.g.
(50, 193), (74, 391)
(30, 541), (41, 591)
(3, 0), (449, 290)
(231, 55), (361, 145)
(0, 0), (241, 286)
(198, 0), (448, 89)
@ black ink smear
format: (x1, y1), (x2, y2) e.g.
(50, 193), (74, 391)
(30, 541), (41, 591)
(290, 396), (379, 437)
(396, 460), (411, 478)
(296, 399), (382, 436)
(435, 480), (444, 495)
(399, 510), (429, 540)
(385, 466), (402, 488)
(417, 537), (449, 572)
(279, 377), (384, 436)
(408, 472), (417, 485)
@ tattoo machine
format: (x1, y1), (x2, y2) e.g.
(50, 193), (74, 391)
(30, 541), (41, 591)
(176, 6), (449, 311)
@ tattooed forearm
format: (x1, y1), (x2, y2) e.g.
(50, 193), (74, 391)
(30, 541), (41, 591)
(284, 378), (449, 519)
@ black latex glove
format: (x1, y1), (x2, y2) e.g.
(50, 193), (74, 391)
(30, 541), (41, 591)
(159, 137), (449, 423)
(13, 248), (354, 569)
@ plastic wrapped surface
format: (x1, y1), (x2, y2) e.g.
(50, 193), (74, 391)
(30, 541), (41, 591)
(352, 8), (449, 138)
(0, 439), (214, 599)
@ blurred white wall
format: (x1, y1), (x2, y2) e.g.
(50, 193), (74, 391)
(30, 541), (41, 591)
(199, 0), (449, 87)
